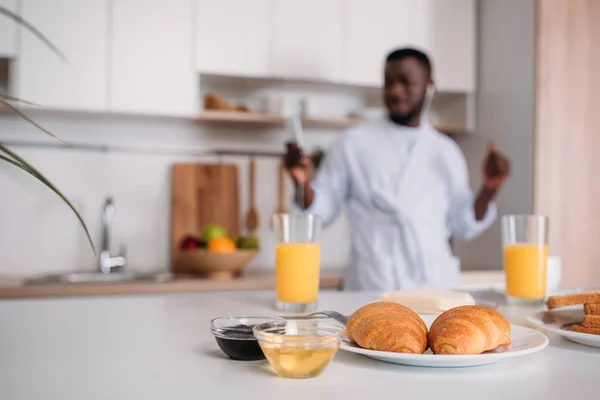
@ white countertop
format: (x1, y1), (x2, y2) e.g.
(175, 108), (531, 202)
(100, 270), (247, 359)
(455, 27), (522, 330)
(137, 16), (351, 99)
(0, 289), (597, 400)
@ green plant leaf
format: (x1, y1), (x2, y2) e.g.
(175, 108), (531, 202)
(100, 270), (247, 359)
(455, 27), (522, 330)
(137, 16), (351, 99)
(0, 144), (96, 254)
(0, 7), (94, 254)
(0, 98), (65, 143)
(0, 6), (68, 63)
(0, 93), (40, 107)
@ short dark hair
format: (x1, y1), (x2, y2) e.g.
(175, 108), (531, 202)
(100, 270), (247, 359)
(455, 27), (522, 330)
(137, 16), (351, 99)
(386, 48), (432, 77)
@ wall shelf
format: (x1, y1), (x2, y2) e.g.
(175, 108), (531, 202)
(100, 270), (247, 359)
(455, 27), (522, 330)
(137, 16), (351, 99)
(302, 116), (362, 129)
(0, 107), (470, 136)
(196, 110), (469, 135)
(436, 124), (471, 136)
(197, 110), (362, 130)
(197, 110), (285, 125)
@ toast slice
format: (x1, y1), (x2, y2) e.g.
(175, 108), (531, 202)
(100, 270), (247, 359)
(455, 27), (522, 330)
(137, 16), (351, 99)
(546, 292), (600, 309)
(571, 324), (600, 335)
(584, 303), (600, 316)
(583, 315), (600, 328)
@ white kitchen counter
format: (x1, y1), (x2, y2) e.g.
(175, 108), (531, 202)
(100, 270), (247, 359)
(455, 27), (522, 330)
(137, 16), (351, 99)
(0, 290), (597, 400)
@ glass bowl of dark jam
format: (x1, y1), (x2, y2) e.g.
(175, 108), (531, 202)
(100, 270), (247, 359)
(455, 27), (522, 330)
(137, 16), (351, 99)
(210, 316), (285, 361)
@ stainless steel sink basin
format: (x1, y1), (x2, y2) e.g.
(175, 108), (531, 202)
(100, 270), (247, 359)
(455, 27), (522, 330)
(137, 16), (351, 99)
(24, 271), (174, 285)
(23, 197), (177, 286)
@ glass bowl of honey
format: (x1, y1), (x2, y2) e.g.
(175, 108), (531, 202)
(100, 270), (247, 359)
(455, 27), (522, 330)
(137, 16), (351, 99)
(253, 319), (345, 379)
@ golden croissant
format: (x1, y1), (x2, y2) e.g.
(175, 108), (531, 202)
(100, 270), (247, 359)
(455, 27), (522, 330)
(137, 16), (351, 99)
(346, 302), (428, 354)
(429, 305), (511, 354)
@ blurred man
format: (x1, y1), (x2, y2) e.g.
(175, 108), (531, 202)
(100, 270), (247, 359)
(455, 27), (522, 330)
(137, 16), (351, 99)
(284, 48), (509, 291)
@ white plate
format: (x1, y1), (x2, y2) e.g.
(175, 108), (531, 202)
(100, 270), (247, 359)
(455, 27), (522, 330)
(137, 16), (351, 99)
(527, 307), (600, 348)
(489, 284), (579, 297)
(340, 315), (549, 368)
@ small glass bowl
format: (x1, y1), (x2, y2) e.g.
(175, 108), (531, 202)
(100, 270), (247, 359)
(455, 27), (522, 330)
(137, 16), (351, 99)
(210, 316), (284, 361)
(253, 319), (346, 378)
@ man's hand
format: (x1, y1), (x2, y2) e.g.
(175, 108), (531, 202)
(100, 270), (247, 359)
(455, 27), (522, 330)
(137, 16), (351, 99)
(283, 142), (315, 208)
(284, 142), (312, 186)
(474, 141), (509, 220)
(482, 141), (510, 190)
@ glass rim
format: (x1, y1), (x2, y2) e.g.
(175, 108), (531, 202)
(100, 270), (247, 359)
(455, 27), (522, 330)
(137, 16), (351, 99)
(272, 212), (322, 221)
(211, 315), (285, 326)
(210, 316), (286, 340)
(253, 319), (345, 346)
(502, 214), (549, 219)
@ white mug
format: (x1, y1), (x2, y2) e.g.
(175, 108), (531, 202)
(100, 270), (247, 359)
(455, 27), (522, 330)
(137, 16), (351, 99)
(546, 256), (562, 294)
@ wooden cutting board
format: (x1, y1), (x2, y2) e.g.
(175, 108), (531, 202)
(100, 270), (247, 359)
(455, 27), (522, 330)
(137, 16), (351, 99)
(170, 163), (240, 271)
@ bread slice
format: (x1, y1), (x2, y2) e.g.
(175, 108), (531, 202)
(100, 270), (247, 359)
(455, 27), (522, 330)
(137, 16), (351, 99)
(571, 324), (600, 335)
(546, 292), (600, 309)
(584, 303), (600, 315)
(583, 315), (600, 328)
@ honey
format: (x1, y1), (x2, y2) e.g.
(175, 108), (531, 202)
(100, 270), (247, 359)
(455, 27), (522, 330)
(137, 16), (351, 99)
(253, 321), (344, 379)
(259, 341), (340, 378)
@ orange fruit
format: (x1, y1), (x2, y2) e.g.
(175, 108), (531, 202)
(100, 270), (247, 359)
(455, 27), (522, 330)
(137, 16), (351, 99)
(207, 237), (236, 253)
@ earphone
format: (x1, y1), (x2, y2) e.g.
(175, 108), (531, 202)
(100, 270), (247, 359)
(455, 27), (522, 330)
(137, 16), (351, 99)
(422, 83), (436, 117)
(426, 83), (436, 98)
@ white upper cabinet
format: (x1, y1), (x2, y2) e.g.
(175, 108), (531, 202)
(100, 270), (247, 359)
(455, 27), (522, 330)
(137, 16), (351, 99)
(0, 0), (18, 58)
(343, 0), (411, 87)
(271, 0), (343, 82)
(409, 0), (476, 92)
(17, 0), (108, 111)
(111, 0), (197, 116)
(196, 0), (270, 78)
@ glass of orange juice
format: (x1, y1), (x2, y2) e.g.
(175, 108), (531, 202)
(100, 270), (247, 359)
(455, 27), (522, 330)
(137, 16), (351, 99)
(501, 214), (549, 305)
(272, 213), (321, 313)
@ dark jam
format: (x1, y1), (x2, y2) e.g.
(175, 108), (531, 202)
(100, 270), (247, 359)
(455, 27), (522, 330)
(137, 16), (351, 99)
(215, 324), (265, 361)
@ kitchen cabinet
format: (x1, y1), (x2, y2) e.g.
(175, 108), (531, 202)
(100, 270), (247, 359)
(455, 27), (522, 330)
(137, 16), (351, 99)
(271, 0), (343, 82)
(343, 0), (411, 87)
(409, 0), (476, 92)
(0, 0), (18, 58)
(196, 0), (270, 78)
(111, 0), (197, 116)
(17, 0), (108, 111)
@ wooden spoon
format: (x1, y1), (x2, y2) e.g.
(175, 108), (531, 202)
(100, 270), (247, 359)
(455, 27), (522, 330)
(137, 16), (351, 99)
(275, 161), (287, 214)
(245, 156), (259, 233)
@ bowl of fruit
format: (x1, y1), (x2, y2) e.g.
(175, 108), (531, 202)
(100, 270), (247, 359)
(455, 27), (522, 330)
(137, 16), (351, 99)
(178, 224), (259, 280)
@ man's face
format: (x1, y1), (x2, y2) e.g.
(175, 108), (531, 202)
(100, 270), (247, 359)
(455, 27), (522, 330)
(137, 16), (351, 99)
(383, 57), (430, 121)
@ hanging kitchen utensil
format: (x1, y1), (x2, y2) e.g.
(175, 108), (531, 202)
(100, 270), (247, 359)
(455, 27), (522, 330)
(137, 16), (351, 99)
(275, 161), (287, 214)
(245, 156), (259, 233)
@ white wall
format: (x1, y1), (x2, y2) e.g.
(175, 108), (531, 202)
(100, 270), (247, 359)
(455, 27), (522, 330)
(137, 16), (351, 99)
(454, 0), (535, 270)
(0, 110), (352, 277)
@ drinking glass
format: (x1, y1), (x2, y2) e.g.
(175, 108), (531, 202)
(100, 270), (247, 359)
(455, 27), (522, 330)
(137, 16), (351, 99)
(501, 215), (549, 305)
(272, 213), (321, 313)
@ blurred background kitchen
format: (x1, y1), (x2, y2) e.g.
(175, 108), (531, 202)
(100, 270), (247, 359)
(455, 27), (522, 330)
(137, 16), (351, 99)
(0, 0), (598, 295)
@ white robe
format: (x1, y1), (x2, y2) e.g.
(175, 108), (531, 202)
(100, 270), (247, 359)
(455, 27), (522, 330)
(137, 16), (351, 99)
(304, 118), (496, 291)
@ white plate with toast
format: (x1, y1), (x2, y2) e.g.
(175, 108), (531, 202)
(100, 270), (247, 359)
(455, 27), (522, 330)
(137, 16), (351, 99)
(527, 308), (600, 348)
(340, 315), (549, 368)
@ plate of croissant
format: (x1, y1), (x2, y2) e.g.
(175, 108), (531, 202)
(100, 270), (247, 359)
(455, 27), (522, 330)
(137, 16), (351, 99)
(341, 302), (549, 367)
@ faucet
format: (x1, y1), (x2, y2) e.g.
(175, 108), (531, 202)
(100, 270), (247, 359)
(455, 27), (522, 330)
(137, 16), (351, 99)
(98, 196), (126, 274)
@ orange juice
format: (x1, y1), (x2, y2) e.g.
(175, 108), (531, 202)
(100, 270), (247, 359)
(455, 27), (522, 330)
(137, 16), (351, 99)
(275, 243), (320, 303)
(503, 244), (548, 299)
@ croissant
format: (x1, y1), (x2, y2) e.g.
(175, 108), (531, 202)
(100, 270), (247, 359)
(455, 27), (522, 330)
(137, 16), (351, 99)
(429, 305), (511, 355)
(346, 302), (428, 354)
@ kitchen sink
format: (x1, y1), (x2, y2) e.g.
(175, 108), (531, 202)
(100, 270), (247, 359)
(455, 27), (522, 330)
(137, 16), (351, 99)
(24, 271), (174, 285)
(21, 196), (177, 286)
